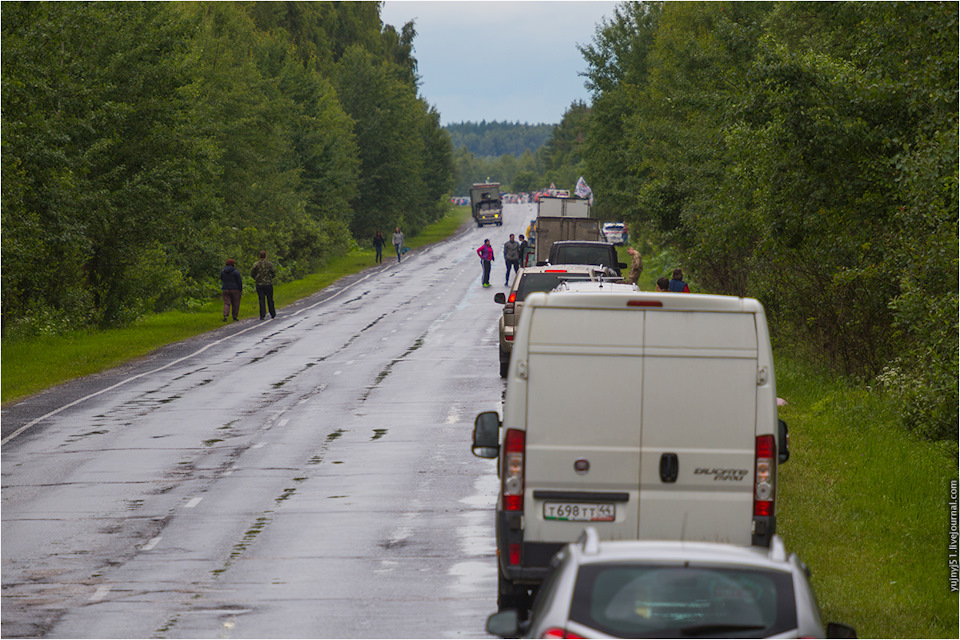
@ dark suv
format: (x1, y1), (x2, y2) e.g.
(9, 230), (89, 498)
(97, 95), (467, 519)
(547, 241), (625, 276)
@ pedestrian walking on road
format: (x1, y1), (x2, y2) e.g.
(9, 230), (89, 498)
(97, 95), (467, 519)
(393, 227), (405, 263)
(477, 239), (495, 288)
(503, 234), (521, 285)
(220, 259), (243, 322)
(518, 234), (530, 267)
(373, 230), (386, 264)
(251, 250), (277, 320)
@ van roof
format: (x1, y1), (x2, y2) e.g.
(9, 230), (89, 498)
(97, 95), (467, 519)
(526, 290), (765, 314)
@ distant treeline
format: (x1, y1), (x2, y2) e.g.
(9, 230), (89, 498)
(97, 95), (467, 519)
(445, 121), (554, 158)
(449, 105), (590, 195)
(576, 2), (957, 441)
(2, 2), (453, 335)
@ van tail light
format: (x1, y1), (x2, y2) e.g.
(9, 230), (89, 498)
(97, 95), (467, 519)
(542, 629), (585, 639)
(754, 435), (776, 517)
(503, 428), (525, 511)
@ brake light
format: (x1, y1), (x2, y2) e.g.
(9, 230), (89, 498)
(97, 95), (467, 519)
(754, 435), (776, 517)
(544, 269), (568, 273)
(542, 629), (585, 639)
(507, 291), (517, 304)
(627, 300), (663, 307)
(503, 429), (525, 511)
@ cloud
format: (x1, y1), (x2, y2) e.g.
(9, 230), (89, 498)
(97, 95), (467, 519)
(381, 1), (619, 124)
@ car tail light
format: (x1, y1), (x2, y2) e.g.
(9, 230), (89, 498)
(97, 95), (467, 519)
(626, 300), (663, 307)
(504, 291), (516, 315)
(542, 629), (585, 639)
(754, 435), (776, 517)
(502, 429), (525, 511)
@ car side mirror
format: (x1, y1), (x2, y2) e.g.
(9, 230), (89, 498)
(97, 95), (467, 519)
(472, 411), (501, 459)
(494, 292), (506, 304)
(618, 261), (627, 269)
(826, 622), (857, 639)
(485, 610), (519, 638)
(778, 419), (790, 464)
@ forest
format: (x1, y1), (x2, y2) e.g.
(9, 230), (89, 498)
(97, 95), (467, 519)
(574, 1), (957, 441)
(444, 121), (554, 158)
(2, 2), (453, 335)
(2, 2), (956, 443)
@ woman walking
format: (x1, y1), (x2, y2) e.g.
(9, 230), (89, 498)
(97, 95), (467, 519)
(220, 259), (243, 321)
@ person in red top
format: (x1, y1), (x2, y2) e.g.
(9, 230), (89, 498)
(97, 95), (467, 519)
(477, 239), (495, 288)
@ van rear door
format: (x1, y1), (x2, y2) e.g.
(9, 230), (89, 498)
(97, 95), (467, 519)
(522, 306), (644, 544)
(639, 311), (758, 545)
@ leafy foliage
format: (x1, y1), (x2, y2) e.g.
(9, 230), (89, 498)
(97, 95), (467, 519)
(2, 2), (453, 335)
(578, 1), (958, 440)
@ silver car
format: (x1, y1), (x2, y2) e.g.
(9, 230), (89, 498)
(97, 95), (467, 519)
(495, 265), (606, 377)
(486, 528), (857, 639)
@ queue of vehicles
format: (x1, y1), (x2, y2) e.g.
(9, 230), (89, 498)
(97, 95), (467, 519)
(473, 195), (855, 638)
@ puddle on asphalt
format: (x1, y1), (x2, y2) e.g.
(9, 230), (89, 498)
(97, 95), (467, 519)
(371, 429), (388, 441)
(325, 429), (344, 442)
(203, 439), (222, 447)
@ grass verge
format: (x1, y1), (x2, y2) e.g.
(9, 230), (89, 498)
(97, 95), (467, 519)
(1, 206), (472, 405)
(775, 353), (958, 638)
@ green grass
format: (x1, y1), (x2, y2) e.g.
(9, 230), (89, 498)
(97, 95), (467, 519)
(775, 354), (959, 638)
(1, 205), (472, 405)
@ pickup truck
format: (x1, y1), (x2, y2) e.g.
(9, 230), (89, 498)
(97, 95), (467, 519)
(548, 241), (625, 276)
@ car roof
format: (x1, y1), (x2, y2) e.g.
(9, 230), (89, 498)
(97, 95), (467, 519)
(567, 530), (795, 573)
(554, 281), (639, 293)
(516, 264), (602, 275)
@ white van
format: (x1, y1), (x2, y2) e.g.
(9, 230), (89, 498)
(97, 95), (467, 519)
(472, 290), (789, 610)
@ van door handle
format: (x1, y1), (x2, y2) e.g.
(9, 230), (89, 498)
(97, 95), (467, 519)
(660, 453), (679, 483)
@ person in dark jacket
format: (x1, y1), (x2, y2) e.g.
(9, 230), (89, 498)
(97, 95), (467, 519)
(503, 234), (521, 285)
(373, 230), (386, 264)
(220, 259), (243, 321)
(251, 251), (276, 320)
(669, 268), (690, 293)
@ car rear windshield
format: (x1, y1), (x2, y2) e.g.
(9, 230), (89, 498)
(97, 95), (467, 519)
(553, 246), (614, 267)
(516, 273), (590, 301)
(569, 563), (797, 638)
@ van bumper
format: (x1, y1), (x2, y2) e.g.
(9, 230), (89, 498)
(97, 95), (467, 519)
(496, 511), (564, 586)
(752, 515), (776, 547)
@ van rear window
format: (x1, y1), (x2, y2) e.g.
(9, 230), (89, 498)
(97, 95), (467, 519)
(569, 563), (797, 638)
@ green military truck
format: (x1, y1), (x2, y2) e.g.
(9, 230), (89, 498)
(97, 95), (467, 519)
(470, 183), (503, 227)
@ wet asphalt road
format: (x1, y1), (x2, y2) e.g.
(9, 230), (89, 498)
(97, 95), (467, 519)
(1, 203), (538, 639)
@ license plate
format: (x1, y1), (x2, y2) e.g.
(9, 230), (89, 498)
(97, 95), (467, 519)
(543, 502), (616, 522)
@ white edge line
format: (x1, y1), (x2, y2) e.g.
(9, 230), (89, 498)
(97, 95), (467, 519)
(1, 269), (382, 446)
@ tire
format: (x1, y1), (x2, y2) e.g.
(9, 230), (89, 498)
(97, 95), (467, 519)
(498, 571), (536, 619)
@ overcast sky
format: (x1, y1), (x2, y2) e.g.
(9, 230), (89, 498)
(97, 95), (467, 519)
(379, 1), (621, 126)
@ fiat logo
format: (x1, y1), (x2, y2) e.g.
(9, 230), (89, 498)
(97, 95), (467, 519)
(574, 458), (590, 474)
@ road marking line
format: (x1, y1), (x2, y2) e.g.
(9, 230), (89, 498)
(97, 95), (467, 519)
(89, 586), (111, 602)
(142, 536), (162, 551)
(185, 497), (202, 508)
(253, 442), (265, 449)
(278, 418), (289, 427)
(2, 268), (384, 445)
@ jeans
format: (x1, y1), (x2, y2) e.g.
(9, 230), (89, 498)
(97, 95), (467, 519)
(505, 259), (520, 284)
(256, 284), (275, 319)
(481, 260), (492, 285)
